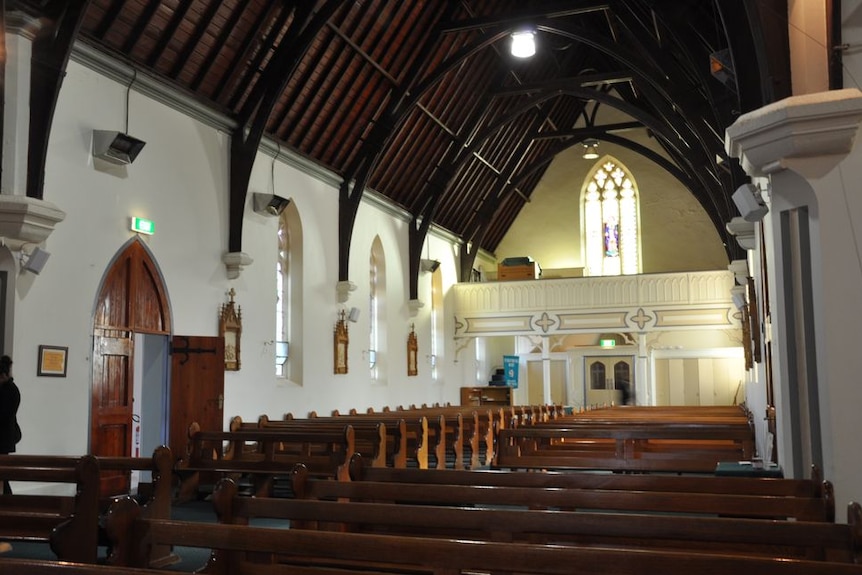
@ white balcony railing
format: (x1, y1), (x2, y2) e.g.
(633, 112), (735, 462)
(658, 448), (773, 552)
(452, 270), (739, 338)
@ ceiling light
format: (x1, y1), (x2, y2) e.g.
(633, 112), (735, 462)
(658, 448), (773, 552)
(582, 138), (600, 160)
(510, 31), (536, 58)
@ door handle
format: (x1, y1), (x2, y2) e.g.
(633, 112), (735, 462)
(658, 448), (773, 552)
(218, 394), (224, 410)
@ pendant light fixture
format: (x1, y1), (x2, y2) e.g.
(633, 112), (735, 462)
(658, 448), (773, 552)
(582, 139), (600, 160)
(510, 30), (536, 58)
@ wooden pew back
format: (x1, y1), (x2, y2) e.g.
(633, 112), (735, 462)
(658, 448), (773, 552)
(100, 494), (862, 575)
(295, 463), (832, 521)
(210, 476), (861, 563)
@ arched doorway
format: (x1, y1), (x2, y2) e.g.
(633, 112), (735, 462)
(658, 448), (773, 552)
(91, 239), (225, 496)
(91, 239), (171, 494)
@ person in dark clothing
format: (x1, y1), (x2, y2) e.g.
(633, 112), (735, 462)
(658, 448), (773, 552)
(0, 355), (21, 494)
(615, 379), (632, 406)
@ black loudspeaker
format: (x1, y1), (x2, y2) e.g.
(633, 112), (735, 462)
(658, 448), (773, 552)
(92, 130), (146, 165)
(23, 247), (50, 274)
(420, 258), (441, 273)
(253, 193), (291, 216)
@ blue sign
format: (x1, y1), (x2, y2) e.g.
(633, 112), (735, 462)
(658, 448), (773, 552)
(503, 355), (519, 388)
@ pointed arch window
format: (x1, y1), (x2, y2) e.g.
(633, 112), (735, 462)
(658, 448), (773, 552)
(583, 158), (641, 276)
(277, 205), (302, 382)
(277, 219), (290, 378)
(430, 266), (443, 382)
(370, 237), (387, 383)
(590, 361), (607, 390)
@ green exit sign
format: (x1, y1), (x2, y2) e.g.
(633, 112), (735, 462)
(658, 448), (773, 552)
(599, 338), (616, 348)
(131, 217), (155, 235)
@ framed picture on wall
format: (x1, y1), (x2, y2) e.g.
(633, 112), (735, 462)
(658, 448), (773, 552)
(220, 288), (242, 371)
(334, 310), (349, 374)
(407, 325), (418, 376)
(38, 345), (68, 377)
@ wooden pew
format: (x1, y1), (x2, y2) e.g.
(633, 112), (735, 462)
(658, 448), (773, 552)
(294, 459), (832, 521)
(355, 464), (834, 510)
(494, 419), (755, 473)
(176, 423), (355, 500)
(391, 405), (492, 468)
(96, 445), (177, 567)
(210, 476), (862, 562)
(0, 448), (177, 566)
(310, 411), (429, 468)
(100, 493), (862, 575)
(236, 415), (388, 468)
(334, 404), (500, 468)
(0, 558), (166, 574)
(0, 454), (100, 563)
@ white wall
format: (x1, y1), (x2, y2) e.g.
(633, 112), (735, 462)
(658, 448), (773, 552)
(11, 57), (467, 458)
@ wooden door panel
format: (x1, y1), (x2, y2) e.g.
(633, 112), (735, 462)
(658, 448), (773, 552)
(92, 333), (133, 496)
(170, 335), (224, 463)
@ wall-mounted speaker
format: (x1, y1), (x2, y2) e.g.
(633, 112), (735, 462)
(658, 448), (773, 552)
(253, 193), (291, 216)
(420, 258), (441, 273)
(348, 307), (360, 323)
(732, 183), (768, 222)
(730, 285), (747, 310)
(22, 247), (50, 274)
(92, 130), (146, 165)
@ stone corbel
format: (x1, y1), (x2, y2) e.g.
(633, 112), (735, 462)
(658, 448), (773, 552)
(725, 217), (756, 251)
(336, 280), (356, 303)
(408, 299), (424, 317)
(222, 252), (253, 279)
(727, 259), (750, 285)
(726, 88), (862, 179)
(0, 195), (66, 250)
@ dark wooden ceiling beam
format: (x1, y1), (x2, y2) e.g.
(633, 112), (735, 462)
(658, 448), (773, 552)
(534, 121), (644, 140)
(168, 0), (222, 79)
(539, 13), (729, 226)
(228, 1), (345, 254)
(92, 0), (122, 39)
(492, 72), (633, 96)
(122, 0), (162, 56)
(609, 5), (738, 235)
(327, 2), (431, 168)
(145, 0), (195, 67)
(464, 83), (726, 234)
(611, 7), (723, 154)
(291, 2), (376, 152)
(336, 3), (463, 282)
(441, 1), (609, 33)
(326, 20), (398, 84)
(406, 69), (513, 297)
(232, 4), (295, 115)
(460, 110), (550, 256)
(212, 2), (277, 104)
(190, 0), (251, 92)
(27, 0), (91, 200)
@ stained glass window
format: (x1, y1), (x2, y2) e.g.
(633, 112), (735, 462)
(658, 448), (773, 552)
(583, 158), (641, 276)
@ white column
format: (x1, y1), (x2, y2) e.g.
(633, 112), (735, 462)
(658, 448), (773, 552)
(636, 333), (649, 405)
(726, 88), (862, 518)
(2, 19), (34, 196)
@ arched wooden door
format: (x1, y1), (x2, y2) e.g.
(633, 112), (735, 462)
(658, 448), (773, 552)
(91, 239), (171, 495)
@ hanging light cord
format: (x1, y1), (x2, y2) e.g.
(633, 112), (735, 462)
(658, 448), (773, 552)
(125, 69), (137, 135)
(272, 144), (280, 194)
